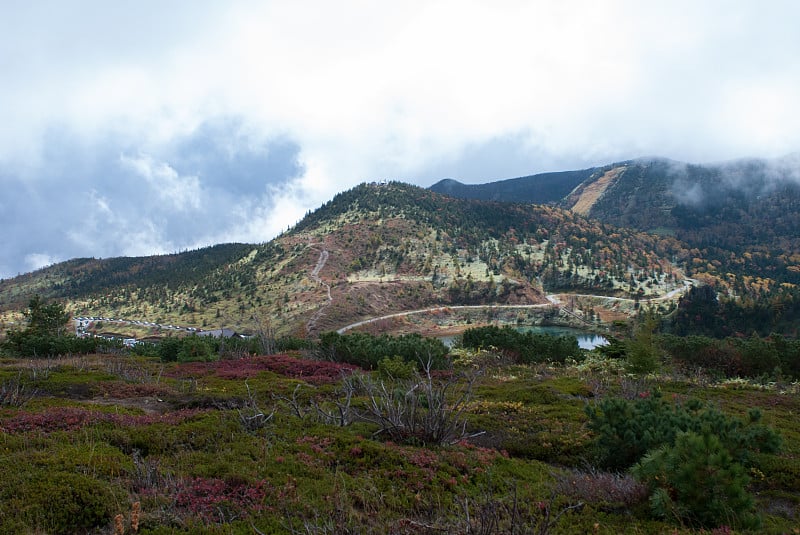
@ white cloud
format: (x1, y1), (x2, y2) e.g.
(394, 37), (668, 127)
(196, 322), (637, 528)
(7, 1), (800, 177)
(24, 253), (56, 273)
(120, 154), (202, 212)
(3, 1), (800, 277)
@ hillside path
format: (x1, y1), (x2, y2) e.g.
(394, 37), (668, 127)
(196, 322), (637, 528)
(336, 279), (696, 334)
(336, 303), (553, 334)
(305, 245), (333, 334)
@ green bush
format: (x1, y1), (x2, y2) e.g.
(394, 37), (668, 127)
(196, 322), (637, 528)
(587, 393), (780, 528)
(2, 331), (122, 358)
(0, 296), (123, 358)
(377, 355), (416, 380)
(157, 336), (183, 362)
(625, 315), (660, 374)
(633, 431), (759, 529)
(158, 335), (218, 363)
(177, 335), (216, 362)
(460, 325), (580, 364)
(1, 471), (119, 534)
(276, 336), (316, 351)
(586, 393), (676, 470)
(318, 331), (449, 370)
(586, 392), (781, 471)
(660, 333), (800, 380)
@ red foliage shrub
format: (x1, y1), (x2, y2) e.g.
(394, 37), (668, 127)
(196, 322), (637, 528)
(93, 381), (175, 399)
(0, 406), (205, 434)
(166, 354), (358, 384)
(175, 477), (269, 523)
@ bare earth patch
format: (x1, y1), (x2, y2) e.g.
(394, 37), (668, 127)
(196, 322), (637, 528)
(569, 166), (625, 215)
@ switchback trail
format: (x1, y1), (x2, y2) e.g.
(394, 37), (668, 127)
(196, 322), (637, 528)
(305, 246), (333, 334)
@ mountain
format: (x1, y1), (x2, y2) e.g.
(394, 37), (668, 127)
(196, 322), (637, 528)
(429, 167), (597, 204)
(0, 182), (687, 337)
(0, 243), (255, 308)
(432, 157), (800, 289)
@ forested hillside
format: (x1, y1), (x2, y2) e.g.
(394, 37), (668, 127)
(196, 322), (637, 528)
(1, 182), (687, 337)
(0, 244), (256, 309)
(430, 156), (800, 336)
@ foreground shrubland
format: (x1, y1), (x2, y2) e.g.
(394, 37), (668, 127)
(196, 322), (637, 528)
(0, 343), (798, 534)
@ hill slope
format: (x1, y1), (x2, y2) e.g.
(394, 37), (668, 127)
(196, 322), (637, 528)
(562, 157), (800, 292)
(0, 182), (687, 337)
(431, 157), (800, 290)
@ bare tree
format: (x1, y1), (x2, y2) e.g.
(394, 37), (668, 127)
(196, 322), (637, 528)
(250, 310), (277, 355)
(352, 360), (480, 445)
(236, 380), (275, 434)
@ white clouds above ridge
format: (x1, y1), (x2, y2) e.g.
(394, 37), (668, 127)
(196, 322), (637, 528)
(2, 0), (800, 277)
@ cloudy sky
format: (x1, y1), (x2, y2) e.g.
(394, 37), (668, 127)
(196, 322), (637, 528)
(1, 1), (799, 278)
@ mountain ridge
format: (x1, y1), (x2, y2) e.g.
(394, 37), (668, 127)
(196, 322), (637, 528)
(429, 167), (598, 205)
(5, 154), (800, 339)
(1, 181), (688, 337)
(430, 156), (800, 288)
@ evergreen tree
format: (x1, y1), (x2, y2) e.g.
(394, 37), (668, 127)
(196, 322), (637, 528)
(23, 295), (71, 337)
(626, 312), (660, 374)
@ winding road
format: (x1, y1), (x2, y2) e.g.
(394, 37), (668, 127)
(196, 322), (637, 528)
(335, 303), (554, 334)
(74, 243), (695, 340)
(335, 279), (696, 334)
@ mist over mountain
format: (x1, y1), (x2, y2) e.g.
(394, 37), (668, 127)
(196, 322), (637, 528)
(3, 155), (800, 339)
(432, 156), (800, 287)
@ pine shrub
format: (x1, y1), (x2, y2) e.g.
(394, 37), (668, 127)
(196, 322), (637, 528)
(586, 392), (781, 471)
(633, 431), (760, 529)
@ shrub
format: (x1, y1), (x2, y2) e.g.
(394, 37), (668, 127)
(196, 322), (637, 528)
(175, 477), (269, 523)
(2, 471), (119, 534)
(2, 331), (121, 358)
(166, 354), (358, 385)
(236, 381), (274, 434)
(0, 406), (205, 434)
(554, 468), (649, 507)
(276, 336), (316, 351)
(660, 333), (800, 380)
(633, 431), (760, 529)
(586, 392), (781, 471)
(586, 392), (781, 528)
(377, 355), (417, 380)
(0, 375), (37, 407)
(625, 315), (660, 374)
(351, 366), (479, 445)
(595, 336), (627, 359)
(157, 336), (183, 362)
(318, 331), (449, 370)
(460, 325), (581, 364)
(586, 392), (678, 470)
(177, 335), (216, 362)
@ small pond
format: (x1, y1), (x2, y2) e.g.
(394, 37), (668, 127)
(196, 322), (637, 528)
(439, 325), (609, 350)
